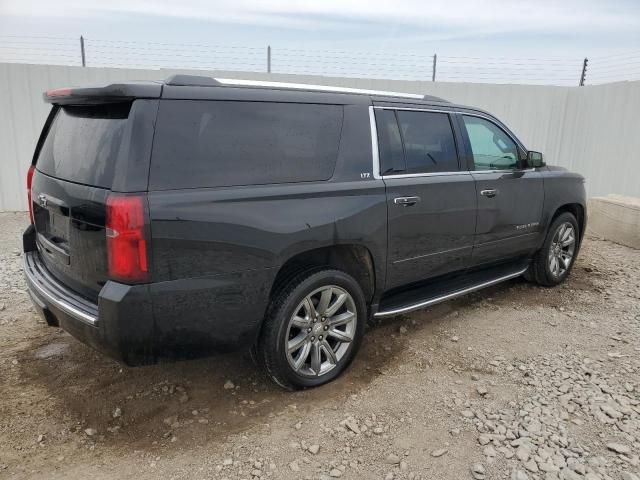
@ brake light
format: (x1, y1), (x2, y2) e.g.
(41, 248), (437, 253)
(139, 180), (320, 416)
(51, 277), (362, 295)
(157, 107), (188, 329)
(46, 88), (72, 97)
(27, 165), (36, 224)
(106, 195), (149, 282)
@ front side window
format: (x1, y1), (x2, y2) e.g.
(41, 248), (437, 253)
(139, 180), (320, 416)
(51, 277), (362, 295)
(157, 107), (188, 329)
(462, 115), (519, 171)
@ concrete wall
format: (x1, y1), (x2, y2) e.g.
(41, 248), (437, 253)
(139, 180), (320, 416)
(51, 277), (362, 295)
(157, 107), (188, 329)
(588, 195), (640, 249)
(1, 62), (639, 211)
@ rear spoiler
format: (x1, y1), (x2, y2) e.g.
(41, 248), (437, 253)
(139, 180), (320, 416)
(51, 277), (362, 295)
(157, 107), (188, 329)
(44, 82), (163, 105)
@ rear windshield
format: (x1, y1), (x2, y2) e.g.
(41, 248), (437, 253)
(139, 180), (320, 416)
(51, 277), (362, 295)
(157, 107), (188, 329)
(36, 103), (131, 188)
(149, 100), (344, 190)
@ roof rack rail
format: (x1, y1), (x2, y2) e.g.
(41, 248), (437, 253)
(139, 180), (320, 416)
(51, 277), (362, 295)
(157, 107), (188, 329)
(162, 75), (449, 102)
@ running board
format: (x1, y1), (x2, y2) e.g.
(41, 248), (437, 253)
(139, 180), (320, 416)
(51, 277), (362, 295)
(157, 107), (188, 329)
(374, 266), (528, 318)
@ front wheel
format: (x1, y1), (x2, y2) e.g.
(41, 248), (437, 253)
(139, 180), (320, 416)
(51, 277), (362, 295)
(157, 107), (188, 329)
(526, 212), (579, 286)
(257, 269), (366, 390)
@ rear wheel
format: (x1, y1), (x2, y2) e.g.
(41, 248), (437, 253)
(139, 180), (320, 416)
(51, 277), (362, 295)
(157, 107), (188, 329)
(257, 269), (366, 390)
(526, 212), (579, 286)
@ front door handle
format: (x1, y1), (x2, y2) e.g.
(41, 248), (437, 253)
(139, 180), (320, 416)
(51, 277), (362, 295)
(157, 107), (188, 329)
(480, 189), (498, 198)
(394, 196), (421, 206)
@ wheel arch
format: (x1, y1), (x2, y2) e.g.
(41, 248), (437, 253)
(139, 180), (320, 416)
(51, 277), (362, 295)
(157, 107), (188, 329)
(527, 202), (584, 287)
(269, 244), (376, 306)
(550, 203), (586, 246)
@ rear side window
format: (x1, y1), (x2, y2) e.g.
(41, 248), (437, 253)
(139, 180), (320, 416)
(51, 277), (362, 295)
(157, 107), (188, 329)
(36, 103), (130, 188)
(375, 109), (459, 175)
(396, 111), (459, 174)
(375, 109), (405, 175)
(150, 101), (344, 190)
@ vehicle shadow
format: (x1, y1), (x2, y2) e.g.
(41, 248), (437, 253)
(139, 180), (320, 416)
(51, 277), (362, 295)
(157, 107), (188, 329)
(17, 305), (427, 451)
(15, 268), (593, 453)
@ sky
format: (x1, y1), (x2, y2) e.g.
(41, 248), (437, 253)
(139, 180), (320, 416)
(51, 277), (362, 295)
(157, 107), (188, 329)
(1, 0), (639, 85)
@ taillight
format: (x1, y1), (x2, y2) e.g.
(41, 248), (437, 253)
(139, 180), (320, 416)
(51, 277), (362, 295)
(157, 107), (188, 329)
(27, 165), (36, 224)
(46, 88), (72, 97)
(106, 195), (149, 282)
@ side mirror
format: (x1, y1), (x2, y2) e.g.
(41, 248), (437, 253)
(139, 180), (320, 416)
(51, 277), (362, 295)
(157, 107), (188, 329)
(527, 151), (545, 168)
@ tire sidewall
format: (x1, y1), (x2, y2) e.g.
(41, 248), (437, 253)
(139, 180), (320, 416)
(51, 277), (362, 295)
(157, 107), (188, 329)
(541, 213), (579, 285)
(268, 270), (367, 389)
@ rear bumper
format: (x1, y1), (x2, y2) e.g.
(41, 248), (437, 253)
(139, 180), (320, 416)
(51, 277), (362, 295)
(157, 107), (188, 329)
(24, 250), (155, 364)
(23, 246), (270, 364)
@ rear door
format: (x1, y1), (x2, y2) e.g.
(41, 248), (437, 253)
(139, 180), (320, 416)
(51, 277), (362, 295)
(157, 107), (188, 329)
(30, 100), (155, 300)
(457, 113), (544, 265)
(375, 106), (477, 290)
(146, 98), (388, 346)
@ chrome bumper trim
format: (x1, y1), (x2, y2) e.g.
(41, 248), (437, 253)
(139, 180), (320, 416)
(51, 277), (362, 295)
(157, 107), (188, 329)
(23, 252), (98, 326)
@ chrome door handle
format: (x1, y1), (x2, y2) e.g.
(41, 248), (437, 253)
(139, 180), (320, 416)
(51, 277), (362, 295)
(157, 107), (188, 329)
(394, 196), (421, 206)
(480, 189), (498, 198)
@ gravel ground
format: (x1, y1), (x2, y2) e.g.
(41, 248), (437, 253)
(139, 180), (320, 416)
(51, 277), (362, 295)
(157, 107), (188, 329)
(1, 211), (639, 480)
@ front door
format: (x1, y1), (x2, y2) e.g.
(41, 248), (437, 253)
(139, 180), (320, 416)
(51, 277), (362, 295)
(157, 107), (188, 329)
(375, 107), (477, 290)
(458, 114), (544, 265)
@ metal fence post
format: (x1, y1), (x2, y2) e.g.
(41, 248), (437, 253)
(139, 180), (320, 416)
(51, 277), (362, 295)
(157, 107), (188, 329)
(267, 45), (271, 73)
(432, 54), (437, 82)
(579, 57), (588, 86)
(80, 36), (86, 67)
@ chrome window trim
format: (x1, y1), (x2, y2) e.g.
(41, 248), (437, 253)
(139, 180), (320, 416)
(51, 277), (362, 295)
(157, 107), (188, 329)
(368, 106), (383, 180)
(458, 111), (527, 154)
(374, 105), (527, 151)
(370, 106), (532, 178)
(216, 78), (425, 99)
(373, 106), (455, 115)
(381, 169), (534, 180)
(382, 171), (472, 179)
(471, 168), (536, 174)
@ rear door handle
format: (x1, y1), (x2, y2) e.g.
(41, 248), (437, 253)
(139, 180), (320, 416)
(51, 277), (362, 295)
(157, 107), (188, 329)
(393, 196), (421, 206)
(480, 189), (498, 198)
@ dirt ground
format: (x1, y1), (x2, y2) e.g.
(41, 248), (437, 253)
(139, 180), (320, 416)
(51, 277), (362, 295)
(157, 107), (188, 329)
(1, 211), (639, 480)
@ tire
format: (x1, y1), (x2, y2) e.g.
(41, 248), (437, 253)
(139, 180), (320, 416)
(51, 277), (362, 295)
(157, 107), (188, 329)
(526, 212), (579, 287)
(257, 268), (367, 390)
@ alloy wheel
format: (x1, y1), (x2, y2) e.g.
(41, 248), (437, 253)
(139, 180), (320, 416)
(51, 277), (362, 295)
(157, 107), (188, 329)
(548, 222), (576, 277)
(285, 285), (357, 377)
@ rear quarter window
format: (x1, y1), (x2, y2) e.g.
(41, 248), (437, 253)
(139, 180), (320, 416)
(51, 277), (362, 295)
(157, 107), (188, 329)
(36, 103), (130, 189)
(149, 100), (344, 190)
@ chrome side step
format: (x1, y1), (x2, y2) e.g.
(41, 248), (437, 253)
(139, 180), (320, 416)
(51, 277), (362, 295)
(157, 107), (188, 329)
(374, 267), (528, 318)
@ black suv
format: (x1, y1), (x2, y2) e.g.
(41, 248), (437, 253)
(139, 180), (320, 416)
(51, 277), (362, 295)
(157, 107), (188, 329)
(23, 75), (586, 389)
